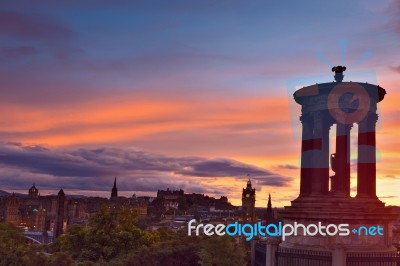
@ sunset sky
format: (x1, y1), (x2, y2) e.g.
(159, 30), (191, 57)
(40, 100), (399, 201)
(0, 1), (399, 207)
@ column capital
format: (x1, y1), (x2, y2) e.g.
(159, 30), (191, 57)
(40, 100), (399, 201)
(347, 123), (354, 130)
(358, 112), (378, 131)
(363, 112), (378, 124)
(325, 118), (335, 130)
(300, 113), (312, 124)
(359, 110), (376, 120)
(336, 122), (353, 134)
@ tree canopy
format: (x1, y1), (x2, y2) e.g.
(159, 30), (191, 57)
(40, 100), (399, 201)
(1, 205), (248, 266)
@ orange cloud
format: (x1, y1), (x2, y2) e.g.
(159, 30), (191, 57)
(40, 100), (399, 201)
(0, 85), (398, 207)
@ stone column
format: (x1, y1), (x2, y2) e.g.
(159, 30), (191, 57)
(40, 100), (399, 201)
(265, 237), (280, 266)
(332, 245), (346, 266)
(299, 114), (314, 197)
(334, 123), (352, 196)
(357, 113), (378, 198)
(322, 123), (332, 194)
(310, 111), (330, 196)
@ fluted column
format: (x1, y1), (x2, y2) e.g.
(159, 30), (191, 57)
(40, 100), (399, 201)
(299, 111), (331, 197)
(310, 111), (330, 195)
(299, 114), (313, 197)
(357, 113), (378, 198)
(333, 123), (352, 196)
(321, 122), (331, 195)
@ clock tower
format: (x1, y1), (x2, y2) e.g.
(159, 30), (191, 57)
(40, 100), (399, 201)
(241, 178), (256, 222)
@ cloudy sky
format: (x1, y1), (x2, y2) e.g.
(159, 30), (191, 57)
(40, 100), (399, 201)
(0, 1), (399, 207)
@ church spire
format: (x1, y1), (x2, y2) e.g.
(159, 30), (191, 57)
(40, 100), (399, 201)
(267, 193), (272, 210)
(111, 177), (118, 199)
(266, 192), (274, 224)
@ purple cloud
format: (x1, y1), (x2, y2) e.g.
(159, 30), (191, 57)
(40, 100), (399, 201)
(0, 46), (39, 60)
(277, 164), (299, 170)
(0, 11), (74, 41)
(0, 142), (293, 193)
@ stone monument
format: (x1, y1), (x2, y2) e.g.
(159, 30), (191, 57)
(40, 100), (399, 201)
(280, 66), (397, 264)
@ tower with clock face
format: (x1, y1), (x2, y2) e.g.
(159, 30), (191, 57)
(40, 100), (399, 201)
(242, 179), (256, 223)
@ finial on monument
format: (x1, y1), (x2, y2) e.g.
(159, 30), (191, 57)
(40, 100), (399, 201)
(332, 66), (346, 73)
(332, 66), (346, 82)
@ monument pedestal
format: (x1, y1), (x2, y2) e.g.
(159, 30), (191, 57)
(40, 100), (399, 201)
(280, 195), (397, 253)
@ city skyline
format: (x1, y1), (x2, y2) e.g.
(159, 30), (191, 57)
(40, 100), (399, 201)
(0, 1), (400, 207)
(0, 177), (270, 205)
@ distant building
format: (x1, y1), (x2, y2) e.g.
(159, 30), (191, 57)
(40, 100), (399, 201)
(157, 188), (184, 198)
(156, 188), (183, 213)
(5, 193), (20, 225)
(108, 178), (148, 217)
(242, 179), (256, 223)
(129, 195), (148, 217)
(54, 189), (65, 238)
(28, 184), (39, 199)
(151, 188), (235, 217)
(0, 180), (150, 238)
